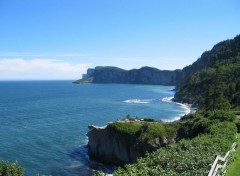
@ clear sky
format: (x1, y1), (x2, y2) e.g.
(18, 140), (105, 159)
(0, 0), (239, 80)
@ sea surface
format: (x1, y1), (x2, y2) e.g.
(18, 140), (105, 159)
(0, 81), (189, 176)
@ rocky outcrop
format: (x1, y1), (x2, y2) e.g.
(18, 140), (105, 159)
(87, 122), (178, 165)
(87, 125), (141, 165)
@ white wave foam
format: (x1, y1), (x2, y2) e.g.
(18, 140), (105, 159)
(80, 145), (90, 161)
(161, 96), (174, 103)
(161, 96), (191, 122)
(123, 99), (151, 104)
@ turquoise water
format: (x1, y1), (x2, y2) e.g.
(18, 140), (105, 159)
(0, 81), (189, 175)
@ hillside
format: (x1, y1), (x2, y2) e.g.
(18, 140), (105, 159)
(175, 34), (240, 110)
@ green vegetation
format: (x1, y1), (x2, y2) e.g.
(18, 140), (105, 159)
(105, 110), (238, 176)
(139, 123), (168, 146)
(226, 133), (240, 176)
(234, 118), (240, 132)
(113, 121), (237, 176)
(108, 121), (180, 147)
(175, 34), (240, 110)
(0, 161), (24, 176)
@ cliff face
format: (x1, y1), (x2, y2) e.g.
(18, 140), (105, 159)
(87, 125), (141, 164)
(92, 66), (128, 83)
(87, 121), (179, 165)
(76, 66), (178, 85)
(127, 67), (177, 85)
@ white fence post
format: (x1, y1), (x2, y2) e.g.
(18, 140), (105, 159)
(208, 134), (238, 176)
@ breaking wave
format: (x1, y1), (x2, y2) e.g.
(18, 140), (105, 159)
(161, 96), (174, 103)
(123, 99), (152, 104)
(161, 96), (191, 121)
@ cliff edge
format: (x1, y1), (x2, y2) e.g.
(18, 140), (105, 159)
(87, 120), (180, 165)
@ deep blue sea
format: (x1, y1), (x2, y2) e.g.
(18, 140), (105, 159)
(0, 81), (189, 176)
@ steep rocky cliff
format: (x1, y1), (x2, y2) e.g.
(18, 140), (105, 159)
(87, 125), (141, 165)
(75, 66), (178, 85)
(87, 121), (180, 165)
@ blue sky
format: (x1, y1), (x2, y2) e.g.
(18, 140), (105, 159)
(0, 0), (239, 80)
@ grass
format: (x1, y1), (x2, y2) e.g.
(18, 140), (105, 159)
(108, 121), (181, 146)
(226, 133), (240, 176)
(108, 121), (143, 136)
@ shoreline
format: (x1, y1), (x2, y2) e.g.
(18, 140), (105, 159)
(86, 97), (197, 174)
(161, 96), (197, 122)
(184, 103), (197, 114)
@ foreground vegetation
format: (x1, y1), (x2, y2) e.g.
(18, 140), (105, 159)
(0, 161), (24, 176)
(112, 115), (237, 176)
(108, 119), (180, 147)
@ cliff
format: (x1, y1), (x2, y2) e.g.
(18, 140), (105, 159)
(87, 125), (141, 165)
(75, 66), (178, 85)
(74, 50), (216, 85)
(87, 121), (180, 165)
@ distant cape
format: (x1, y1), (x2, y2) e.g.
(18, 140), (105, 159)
(74, 66), (179, 85)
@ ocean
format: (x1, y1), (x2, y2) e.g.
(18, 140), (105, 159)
(0, 81), (189, 176)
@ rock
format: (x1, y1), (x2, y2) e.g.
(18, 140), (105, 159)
(87, 125), (141, 165)
(87, 123), (178, 165)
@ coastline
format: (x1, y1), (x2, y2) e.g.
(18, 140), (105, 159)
(86, 96), (197, 174)
(161, 96), (196, 122)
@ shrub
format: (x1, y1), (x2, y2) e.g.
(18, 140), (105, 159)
(180, 113), (196, 121)
(0, 161), (24, 176)
(108, 122), (142, 137)
(139, 123), (166, 145)
(113, 121), (237, 176)
(207, 110), (235, 121)
(233, 118), (240, 133)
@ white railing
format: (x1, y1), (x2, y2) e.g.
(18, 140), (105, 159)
(208, 135), (238, 176)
